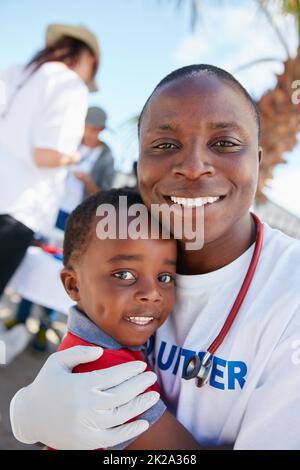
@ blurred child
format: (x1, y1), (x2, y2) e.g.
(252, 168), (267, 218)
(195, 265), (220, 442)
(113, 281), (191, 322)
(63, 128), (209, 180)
(56, 106), (115, 230)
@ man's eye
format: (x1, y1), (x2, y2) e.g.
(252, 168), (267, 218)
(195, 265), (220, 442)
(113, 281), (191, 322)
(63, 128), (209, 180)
(158, 273), (174, 284)
(213, 140), (237, 147)
(113, 271), (135, 281)
(154, 143), (177, 149)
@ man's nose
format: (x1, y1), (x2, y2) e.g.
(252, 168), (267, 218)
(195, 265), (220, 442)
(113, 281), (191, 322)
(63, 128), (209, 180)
(172, 141), (215, 180)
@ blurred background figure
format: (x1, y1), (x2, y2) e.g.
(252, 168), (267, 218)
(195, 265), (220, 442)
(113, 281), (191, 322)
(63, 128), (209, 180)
(0, 23), (100, 298)
(56, 105), (115, 231)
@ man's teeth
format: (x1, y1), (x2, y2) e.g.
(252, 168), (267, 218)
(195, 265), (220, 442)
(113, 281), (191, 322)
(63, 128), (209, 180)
(170, 196), (220, 207)
(125, 316), (154, 325)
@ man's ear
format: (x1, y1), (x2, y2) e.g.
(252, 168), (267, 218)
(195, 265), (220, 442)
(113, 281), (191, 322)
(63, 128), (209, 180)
(258, 146), (263, 164)
(60, 268), (80, 302)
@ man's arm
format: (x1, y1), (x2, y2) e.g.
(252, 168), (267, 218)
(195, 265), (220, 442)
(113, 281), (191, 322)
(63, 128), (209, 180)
(10, 346), (159, 450)
(126, 410), (201, 450)
(125, 411), (233, 450)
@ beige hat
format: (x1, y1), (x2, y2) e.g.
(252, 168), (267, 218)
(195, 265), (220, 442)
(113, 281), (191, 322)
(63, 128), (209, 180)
(45, 23), (100, 92)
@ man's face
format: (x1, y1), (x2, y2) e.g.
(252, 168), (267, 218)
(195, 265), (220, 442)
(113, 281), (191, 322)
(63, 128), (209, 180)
(138, 75), (261, 245)
(83, 123), (103, 148)
(62, 225), (177, 347)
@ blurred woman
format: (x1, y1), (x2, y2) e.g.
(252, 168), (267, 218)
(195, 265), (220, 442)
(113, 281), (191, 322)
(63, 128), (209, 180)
(0, 24), (100, 296)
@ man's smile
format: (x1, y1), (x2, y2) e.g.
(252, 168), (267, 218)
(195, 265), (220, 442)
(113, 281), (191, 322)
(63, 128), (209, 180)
(169, 195), (225, 208)
(156, 193), (227, 210)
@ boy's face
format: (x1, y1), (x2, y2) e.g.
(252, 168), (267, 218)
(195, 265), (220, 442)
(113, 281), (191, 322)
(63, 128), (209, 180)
(138, 74), (262, 246)
(61, 223), (177, 347)
(82, 123), (103, 148)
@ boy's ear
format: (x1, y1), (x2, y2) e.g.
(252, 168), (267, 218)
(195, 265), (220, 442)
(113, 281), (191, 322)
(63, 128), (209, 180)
(258, 146), (263, 164)
(60, 268), (80, 302)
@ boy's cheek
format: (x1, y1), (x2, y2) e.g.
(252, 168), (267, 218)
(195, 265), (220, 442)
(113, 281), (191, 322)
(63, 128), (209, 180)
(161, 302), (175, 323)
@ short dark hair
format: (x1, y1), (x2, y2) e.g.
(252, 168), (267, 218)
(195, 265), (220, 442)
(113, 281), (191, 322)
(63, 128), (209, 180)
(63, 188), (143, 268)
(138, 64), (260, 138)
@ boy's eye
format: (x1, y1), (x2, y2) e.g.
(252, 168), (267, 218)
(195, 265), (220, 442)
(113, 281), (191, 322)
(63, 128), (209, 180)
(158, 273), (174, 284)
(113, 271), (135, 281)
(154, 143), (177, 150)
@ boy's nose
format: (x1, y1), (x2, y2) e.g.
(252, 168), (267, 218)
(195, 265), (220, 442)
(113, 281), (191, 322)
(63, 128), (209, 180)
(135, 281), (162, 303)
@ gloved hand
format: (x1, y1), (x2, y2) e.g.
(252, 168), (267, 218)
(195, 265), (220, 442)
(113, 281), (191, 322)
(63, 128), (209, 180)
(10, 345), (159, 449)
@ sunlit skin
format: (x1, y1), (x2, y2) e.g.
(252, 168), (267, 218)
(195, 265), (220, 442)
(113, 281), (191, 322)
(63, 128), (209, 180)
(61, 218), (177, 347)
(138, 75), (262, 275)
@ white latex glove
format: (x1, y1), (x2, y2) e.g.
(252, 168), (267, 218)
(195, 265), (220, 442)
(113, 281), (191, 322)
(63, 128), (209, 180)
(10, 346), (159, 450)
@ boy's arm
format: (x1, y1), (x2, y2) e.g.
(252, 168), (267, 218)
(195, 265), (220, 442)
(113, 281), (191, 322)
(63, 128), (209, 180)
(125, 410), (201, 450)
(71, 349), (199, 450)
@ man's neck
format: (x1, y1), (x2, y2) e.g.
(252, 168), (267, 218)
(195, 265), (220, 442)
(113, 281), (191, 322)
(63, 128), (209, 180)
(177, 213), (256, 275)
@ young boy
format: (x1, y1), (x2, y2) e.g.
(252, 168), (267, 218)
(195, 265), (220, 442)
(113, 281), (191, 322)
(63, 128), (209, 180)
(53, 188), (199, 450)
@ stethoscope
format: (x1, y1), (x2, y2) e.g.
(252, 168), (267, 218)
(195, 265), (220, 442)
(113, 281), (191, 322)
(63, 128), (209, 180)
(182, 213), (264, 387)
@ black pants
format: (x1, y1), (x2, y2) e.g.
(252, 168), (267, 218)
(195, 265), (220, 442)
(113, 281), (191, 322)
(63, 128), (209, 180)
(0, 214), (34, 296)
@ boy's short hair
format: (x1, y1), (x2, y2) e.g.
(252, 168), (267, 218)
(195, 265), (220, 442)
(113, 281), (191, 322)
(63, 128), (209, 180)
(63, 188), (143, 268)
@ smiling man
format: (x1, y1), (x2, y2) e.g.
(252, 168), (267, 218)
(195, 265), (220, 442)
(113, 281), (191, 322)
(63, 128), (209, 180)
(9, 65), (300, 450)
(138, 65), (261, 274)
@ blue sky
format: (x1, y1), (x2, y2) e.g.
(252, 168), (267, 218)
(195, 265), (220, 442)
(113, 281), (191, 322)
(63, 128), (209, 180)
(0, 0), (299, 215)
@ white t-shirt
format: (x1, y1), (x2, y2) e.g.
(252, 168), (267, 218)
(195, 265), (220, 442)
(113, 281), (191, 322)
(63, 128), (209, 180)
(59, 143), (103, 214)
(151, 222), (300, 449)
(0, 62), (88, 234)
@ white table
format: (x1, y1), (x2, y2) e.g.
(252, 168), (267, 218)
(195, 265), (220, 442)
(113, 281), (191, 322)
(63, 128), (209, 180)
(8, 247), (73, 315)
